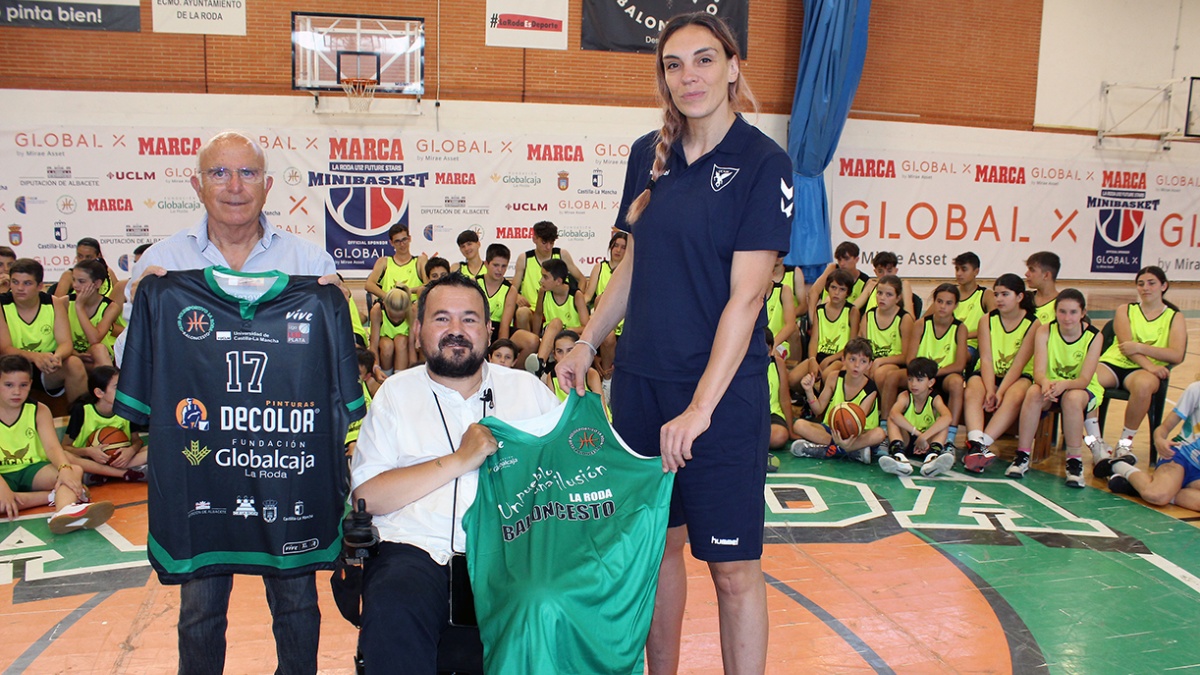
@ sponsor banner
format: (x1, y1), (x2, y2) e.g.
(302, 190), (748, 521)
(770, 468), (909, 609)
(581, 0), (749, 56)
(152, 0), (246, 36)
(0, 0), (140, 31)
(827, 149), (1200, 280)
(0, 128), (632, 278)
(485, 0), (568, 51)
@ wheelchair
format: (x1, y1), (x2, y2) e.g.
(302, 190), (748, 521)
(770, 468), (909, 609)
(331, 499), (483, 675)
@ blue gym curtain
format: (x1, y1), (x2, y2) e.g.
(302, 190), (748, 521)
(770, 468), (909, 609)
(784, 0), (871, 279)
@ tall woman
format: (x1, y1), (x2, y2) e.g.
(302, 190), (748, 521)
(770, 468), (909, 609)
(1089, 265), (1186, 476)
(557, 13), (792, 674)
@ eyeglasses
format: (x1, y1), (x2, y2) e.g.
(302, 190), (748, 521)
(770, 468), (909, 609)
(202, 167), (265, 184)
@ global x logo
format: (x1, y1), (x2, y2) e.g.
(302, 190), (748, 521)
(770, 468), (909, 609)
(569, 427), (604, 456)
(711, 165), (739, 192)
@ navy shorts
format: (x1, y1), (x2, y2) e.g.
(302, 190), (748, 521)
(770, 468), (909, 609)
(611, 370), (768, 562)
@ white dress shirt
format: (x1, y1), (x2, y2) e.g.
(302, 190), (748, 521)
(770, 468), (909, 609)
(350, 362), (559, 564)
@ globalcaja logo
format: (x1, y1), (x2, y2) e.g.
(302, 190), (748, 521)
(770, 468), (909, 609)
(178, 305), (215, 340)
(176, 398), (210, 430)
(569, 427), (604, 456)
(311, 137), (430, 272)
(145, 197), (203, 213)
(181, 440), (212, 465)
(1088, 170), (1158, 274)
(494, 171), (542, 187)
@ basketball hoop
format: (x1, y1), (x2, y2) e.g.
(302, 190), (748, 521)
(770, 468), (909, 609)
(340, 78), (378, 112)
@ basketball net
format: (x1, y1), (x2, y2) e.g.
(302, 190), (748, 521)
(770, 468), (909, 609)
(340, 78), (378, 112)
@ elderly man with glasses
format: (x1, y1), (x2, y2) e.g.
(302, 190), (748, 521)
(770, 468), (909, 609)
(125, 131), (340, 675)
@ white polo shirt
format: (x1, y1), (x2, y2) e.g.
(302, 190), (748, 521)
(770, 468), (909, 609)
(350, 362), (559, 564)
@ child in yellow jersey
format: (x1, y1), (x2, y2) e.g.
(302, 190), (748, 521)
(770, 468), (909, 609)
(764, 329), (794, 473)
(487, 339), (518, 368)
(344, 349), (381, 456)
(365, 224), (427, 306)
(788, 269), (859, 395)
(0, 355), (113, 533)
(0, 258), (88, 403)
(884, 283), (967, 448)
(963, 274), (1039, 473)
(1089, 266), (1186, 477)
(860, 275), (912, 410)
(952, 252), (996, 369)
(62, 366), (148, 482)
(807, 241), (869, 323)
(854, 251), (916, 317)
(582, 232), (627, 381)
(542, 330), (602, 401)
(1009, 289), (1104, 488)
(790, 338), (885, 464)
(1024, 251), (1060, 327)
(68, 259), (122, 370)
(527, 259), (590, 375)
(511, 221), (585, 333)
(368, 284), (411, 374)
(880, 358), (953, 477)
(765, 255), (797, 357)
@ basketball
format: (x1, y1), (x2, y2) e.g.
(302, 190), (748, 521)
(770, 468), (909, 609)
(88, 426), (132, 457)
(384, 286), (411, 316)
(831, 402), (866, 439)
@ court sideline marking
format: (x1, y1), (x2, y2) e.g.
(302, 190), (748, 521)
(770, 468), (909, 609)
(3, 590), (114, 675)
(763, 572), (895, 674)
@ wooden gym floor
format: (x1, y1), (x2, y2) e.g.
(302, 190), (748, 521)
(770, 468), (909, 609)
(2, 280), (1199, 674)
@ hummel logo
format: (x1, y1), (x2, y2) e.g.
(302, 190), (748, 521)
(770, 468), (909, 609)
(780, 178), (794, 218)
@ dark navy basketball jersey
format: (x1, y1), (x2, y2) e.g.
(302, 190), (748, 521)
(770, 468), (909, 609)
(115, 267), (365, 584)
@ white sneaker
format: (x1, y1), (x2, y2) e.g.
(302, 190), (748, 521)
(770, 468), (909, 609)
(921, 452), (956, 477)
(1006, 452), (1031, 479)
(48, 501), (114, 535)
(850, 447), (872, 465)
(879, 454), (913, 476)
(1085, 435), (1113, 462)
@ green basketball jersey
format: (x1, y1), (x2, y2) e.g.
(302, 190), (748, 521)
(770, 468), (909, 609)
(519, 247), (562, 306)
(1034, 297), (1057, 327)
(541, 290), (581, 327)
(1, 292), (58, 353)
(0, 403), (47, 474)
(765, 281), (785, 337)
(954, 287), (987, 349)
(74, 403), (133, 447)
(67, 294), (116, 354)
(768, 358), (784, 419)
(917, 317), (962, 369)
(903, 393), (940, 433)
(1100, 303), (1177, 370)
(466, 392), (673, 675)
(824, 372), (880, 430)
(816, 303), (852, 355)
(477, 277), (512, 324)
(865, 308), (905, 359)
(987, 310), (1035, 378)
(379, 255), (421, 292)
(1047, 321), (1105, 404)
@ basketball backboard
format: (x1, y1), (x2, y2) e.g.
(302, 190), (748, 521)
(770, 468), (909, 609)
(292, 12), (425, 96)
